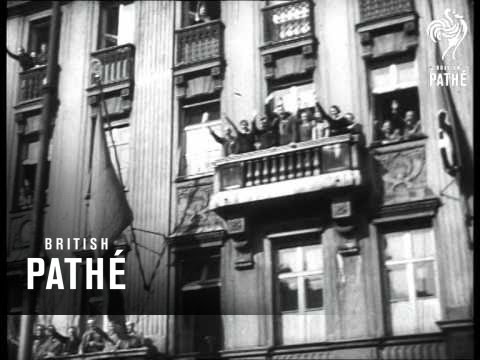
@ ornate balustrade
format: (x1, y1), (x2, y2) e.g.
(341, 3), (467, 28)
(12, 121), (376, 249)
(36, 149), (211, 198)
(89, 44), (135, 87)
(17, 65), (47, 103)
(262, 0), (314, 45)
(359, 0), (414, 23)
(175, 20), (225, 68)
(210, 134), (365, 210)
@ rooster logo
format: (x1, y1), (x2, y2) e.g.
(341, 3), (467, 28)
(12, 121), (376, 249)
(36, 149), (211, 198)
(427, 8), (468, 60)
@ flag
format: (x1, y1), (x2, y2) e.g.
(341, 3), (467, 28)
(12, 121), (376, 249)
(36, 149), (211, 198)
(89, 115), (133, 254)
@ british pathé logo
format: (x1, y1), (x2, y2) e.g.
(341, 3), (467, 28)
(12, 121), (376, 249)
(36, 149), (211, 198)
(426, 8), (468, 61)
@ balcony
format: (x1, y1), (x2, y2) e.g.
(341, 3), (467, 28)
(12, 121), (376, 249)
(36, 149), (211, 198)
(210, 134), (365, 210)
(16, 65), (47, 106)
(262, 0), (314, 47)
(88, 44), (135, 91)
(87, 44), (135, 116)
(174, 20), (225, 72)
(358, 0), (415, 24)
(260, 0), (317, 81)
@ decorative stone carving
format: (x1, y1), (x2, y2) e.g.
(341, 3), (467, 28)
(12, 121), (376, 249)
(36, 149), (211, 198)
(373, 142), (433, 206)
(226, 217), (253, 270)
(174, 182), (226, 237)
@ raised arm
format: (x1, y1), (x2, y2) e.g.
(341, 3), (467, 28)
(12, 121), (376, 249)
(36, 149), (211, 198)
(6, 47), (19, 60)
(208, 126), (225, 144)
(315, 101), (332, 122)
(223, 113), (239, 135)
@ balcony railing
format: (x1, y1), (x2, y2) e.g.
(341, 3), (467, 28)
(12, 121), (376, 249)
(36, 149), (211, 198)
(359, 0), (414, 22)
(90, 44), (135, 87)
(17, 65), (47, 103)
(175, 20), (225, 67)
(263, 0), (314, 45)
(210, 134), (364, 209)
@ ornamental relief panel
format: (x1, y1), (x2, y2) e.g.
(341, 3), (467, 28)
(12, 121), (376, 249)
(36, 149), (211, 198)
(175, 181), (226, 236)
(374, 144), (434, 205)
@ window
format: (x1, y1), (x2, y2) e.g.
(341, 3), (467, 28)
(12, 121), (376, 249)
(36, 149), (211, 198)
(98, 1), (136, 49)
(105, 122), (129, 189)
(180, 98), (223, 176)
(176, 250), (222, 354)
(28, 17), (50, 55)
(382, 226), (441, 335)
(273, 234), (325, 344)
(182, 1), (221, 27)
(370, 60), (423, 143)
(13, 113), (51, 211)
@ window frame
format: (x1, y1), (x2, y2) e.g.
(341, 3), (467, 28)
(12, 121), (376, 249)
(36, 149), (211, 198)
(378, 221), (443, 336)
(23, 10), (51, 55)
(178, 97), (223, 178)
(104, 119), (130, 191)
(264, 227), (325, 345)
(174, 247), (222, 355)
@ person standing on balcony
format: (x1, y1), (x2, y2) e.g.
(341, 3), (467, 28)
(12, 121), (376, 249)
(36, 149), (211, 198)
(32, 324), (47, 360)
(204, 112), (237, 156)
(6, 46), (35, 71)
(190, 1), (211, 24)
(251, 113), (279, 150)
(311, 102), (330, 139)
(37, 325), (67, 359)
(35, 43), (48, 66)
(315, 101), (354, 136)
(298, 109), (314, 142)
(266, 94), (298, 145)
(222, 113), (255, 154)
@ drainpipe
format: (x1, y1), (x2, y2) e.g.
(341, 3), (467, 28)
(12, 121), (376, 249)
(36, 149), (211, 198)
(17, 2), (61, 360)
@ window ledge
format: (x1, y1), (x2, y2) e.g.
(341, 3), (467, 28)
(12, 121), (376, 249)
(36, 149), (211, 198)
(175, 172), (214, 183)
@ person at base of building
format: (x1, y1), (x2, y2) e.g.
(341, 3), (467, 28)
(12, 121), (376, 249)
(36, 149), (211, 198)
(79, 319), (114, 354)
(37, 325), (66, 359)
(104, 321), (129, 352)
(63, 326), (81, 355)
(32, 324), (47, 360)
(126, 321), (144, 348)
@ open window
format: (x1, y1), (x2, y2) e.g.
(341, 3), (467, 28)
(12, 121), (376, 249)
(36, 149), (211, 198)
(13, 113), (51, 212)
(176, 249), (222, 354)
(380, 221), (441, 335)
(180, 97), (223, 177)
(105, 121), (130, 189)
(370, 59), (423, 144)
(28, 16), (50, 55)
(98, 1), (136, 49)
(182, 1), (221, 27)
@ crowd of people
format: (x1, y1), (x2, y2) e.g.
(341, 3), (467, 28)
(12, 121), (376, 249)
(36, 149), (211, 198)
(6, 42), (48, 71)
(373, 99), (423, 144)
(10, 319), (144, 360)
(206, 93), (361, 157)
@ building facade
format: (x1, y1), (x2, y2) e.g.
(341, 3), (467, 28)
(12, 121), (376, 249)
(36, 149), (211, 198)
(6, 1), (474, 359)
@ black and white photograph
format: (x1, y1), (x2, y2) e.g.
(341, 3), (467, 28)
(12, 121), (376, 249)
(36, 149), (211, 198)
(6, 1), (474, 359)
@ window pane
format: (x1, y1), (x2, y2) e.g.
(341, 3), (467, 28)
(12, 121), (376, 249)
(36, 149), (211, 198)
(387, 264), (409, 301)
(412, 229), (435, 259)
(277, 248), (300, 274)
(279, 277), (298, 312)
(304, 244), (322, 272)
(384, 233), (409, 261)
(305, 275), (323, 309)
(415, 261), (436, 298)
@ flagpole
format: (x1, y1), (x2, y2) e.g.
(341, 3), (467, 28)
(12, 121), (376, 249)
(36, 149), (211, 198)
(18, 2), (61, 360)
